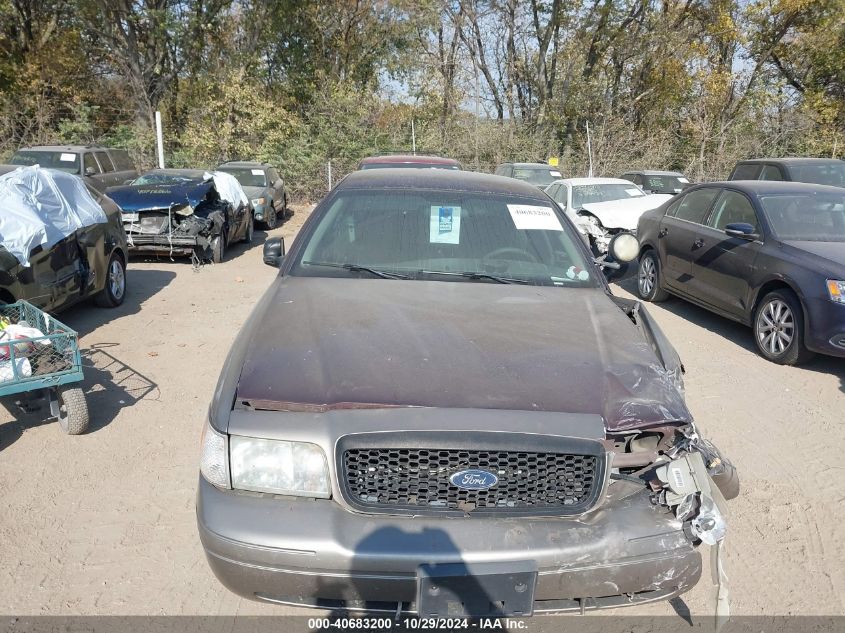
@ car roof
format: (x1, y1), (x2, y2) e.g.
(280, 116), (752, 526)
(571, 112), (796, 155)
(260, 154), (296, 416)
(735, 157), (844, 166)
(551, 177), (634, 186)
(622, 170), (685, 176)
(217, 161), (271, 168)
(142, 168), (207, 178)
(337, 168), (551, 199)
(16, 145), (113, 152)
(693, 180), (845, 195)
(358, 154), (460, 166)
(503, 162), (557, 169)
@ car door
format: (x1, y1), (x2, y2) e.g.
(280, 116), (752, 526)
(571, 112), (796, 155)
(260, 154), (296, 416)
(657, 187), (720, 292)
(82, 152), (106, 192)
(688, 189), (763, 318)
(94, 151), (119, 187)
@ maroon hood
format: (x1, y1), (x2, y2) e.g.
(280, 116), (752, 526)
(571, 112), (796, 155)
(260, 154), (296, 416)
(235, 277), (691, 431)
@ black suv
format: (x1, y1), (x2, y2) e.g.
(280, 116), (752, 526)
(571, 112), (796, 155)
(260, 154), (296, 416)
(4, 145), (138, 192)
(728, 158), (845, 188)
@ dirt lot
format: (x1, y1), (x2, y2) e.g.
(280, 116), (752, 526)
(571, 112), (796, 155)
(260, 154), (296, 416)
(1, 204), (843, 620)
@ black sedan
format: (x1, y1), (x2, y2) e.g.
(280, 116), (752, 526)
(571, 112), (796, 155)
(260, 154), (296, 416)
(636, 180), (845, 364)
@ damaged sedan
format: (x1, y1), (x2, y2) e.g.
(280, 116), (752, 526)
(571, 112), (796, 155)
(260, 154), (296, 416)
(0, 166), (128, 310)
(546, 177), (673, 255)
(197, 169), (738, 618)
(106, 169), (253, 263)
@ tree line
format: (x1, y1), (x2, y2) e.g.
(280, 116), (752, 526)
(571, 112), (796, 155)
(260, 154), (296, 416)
(1, 0), (843, 199)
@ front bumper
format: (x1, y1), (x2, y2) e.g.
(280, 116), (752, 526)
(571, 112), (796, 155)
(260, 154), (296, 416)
(123, 232), (200, 255)
(197, 477), (701, 613)
(804, 296), (845, 358)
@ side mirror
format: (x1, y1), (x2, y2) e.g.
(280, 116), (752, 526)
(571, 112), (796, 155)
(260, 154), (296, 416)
(607, 232), (639, 263)
(724, 222), (759, 241)
(263, 236), (285, 267)
(84, 166), (97, 176)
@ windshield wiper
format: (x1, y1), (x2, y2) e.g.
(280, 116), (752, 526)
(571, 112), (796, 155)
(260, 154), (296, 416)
(418, 270), (531, 284)
(302, 261), (410, 279)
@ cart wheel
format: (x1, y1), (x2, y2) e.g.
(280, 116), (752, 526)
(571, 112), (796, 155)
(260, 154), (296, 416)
(55, 386), (90, 435)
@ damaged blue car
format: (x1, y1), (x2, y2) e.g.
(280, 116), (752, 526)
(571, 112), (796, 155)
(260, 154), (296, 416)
(106, 169), (253, 263)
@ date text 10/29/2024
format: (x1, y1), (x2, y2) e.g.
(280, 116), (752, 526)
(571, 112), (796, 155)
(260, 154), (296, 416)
(308, 618), (529, 630)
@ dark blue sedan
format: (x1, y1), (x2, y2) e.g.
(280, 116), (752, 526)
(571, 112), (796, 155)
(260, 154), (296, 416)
(636, 180), (845, 364)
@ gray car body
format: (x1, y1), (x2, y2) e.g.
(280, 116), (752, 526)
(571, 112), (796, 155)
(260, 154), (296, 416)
(198, 169), (729, 615)
(215, 161), (287, 227)
(2, 145), (138, 192)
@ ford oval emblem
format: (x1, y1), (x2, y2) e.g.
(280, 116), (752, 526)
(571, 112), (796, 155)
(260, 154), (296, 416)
(449, 469), (498, 490)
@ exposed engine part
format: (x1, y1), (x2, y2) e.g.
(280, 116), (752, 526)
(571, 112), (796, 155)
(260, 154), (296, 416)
(578, 214), (612, 253)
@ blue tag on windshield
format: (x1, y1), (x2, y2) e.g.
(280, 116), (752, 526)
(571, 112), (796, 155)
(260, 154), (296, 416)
(438, 207), (453, 234)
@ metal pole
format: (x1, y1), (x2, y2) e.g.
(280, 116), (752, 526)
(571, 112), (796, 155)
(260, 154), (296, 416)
(155, 111), (165, 169)
(412, 120), (416, 155)
(586, 120), (593, 178)
(327, 160), (332, 190)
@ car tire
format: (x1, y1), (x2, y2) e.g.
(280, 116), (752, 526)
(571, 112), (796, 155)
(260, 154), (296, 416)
(637, 250), (669, 302)
(264, 206), (277, 230)
(753, 289), (814, 365)
(94, 252), (127, 308)
(241, 214), (254, 243)
(211, 235), (225, 263)
(56, 386), (90, 435)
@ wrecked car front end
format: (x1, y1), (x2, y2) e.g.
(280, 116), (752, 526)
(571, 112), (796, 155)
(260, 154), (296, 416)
(107, 180), (231, 260)
(197, 278), (736, 617)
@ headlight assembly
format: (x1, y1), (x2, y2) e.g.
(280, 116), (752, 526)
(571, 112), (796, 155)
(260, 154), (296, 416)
(826, 279), (845, 305)
(230, 436), (330, 498)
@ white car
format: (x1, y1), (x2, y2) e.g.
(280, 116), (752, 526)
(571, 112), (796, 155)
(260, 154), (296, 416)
(545, 177), (674, 254)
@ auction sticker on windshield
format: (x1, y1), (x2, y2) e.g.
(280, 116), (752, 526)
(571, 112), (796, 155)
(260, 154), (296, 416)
(60, 153), (76, 162)
(430, 205), (461, 244)
(507, 204), (563, 231)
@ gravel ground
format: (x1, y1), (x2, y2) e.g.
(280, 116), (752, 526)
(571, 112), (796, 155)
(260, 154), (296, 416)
(0, 203), (843, 622)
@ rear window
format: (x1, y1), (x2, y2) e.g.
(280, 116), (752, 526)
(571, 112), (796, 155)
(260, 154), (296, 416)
(511, 168), (562, 186)
(9, 150), (80, 174)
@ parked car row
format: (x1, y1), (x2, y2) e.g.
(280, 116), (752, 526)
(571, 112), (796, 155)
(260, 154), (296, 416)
(1, 147), (294, 262)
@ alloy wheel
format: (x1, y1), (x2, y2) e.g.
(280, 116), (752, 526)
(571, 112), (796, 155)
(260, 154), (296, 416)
(109, 259), (125, 301)
(638, 256), (656, 296)
(757, 299), (794, 356)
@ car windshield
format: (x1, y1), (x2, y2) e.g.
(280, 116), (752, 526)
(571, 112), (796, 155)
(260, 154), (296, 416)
(133, 172), (201, 185)
(642, 175), (689, 193)
(360, 163), (460, 170)
(217, 167), (267, 187)
(760, 193), (845, 242)
(789, 163), (845, 188)
(572, 183), (645, 208)
(511, 168), (561, 186)
(9, 150), (80, 174)
(292, 188), (597, 287)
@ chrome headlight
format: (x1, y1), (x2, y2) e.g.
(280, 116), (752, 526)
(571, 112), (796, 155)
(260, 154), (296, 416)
(826, 279), (845, 304)
(230, 437), (330, 498)
(200, 422), (230, 489)
(251, 197), (266, 206)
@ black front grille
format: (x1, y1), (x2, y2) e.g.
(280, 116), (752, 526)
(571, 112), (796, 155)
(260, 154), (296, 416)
(341, 442), (604, 516)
